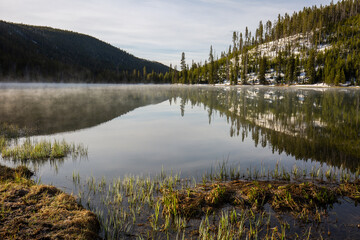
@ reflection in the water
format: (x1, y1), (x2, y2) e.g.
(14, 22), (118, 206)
(0, 85), (169, 135)
(170, 86), (360, 172)
(0, 84), (359, 174)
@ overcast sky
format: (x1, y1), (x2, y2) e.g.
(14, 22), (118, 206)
(1, 0), (336, 67)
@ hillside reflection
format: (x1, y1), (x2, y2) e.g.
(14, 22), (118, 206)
(170, 86), (360, 172)
(0, 84), (359, 172)
(0, 85), (169, 135)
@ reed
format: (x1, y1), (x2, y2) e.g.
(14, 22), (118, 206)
(69, 161), (359, 239)
(1, 138), (87, 161)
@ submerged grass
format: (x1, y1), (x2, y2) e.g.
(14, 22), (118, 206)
(73, 162), (360, 239)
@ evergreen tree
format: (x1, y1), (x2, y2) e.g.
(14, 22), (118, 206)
(265, 20), (272, 41)
(167, 0), (360, 87)
(276, 51), (283, 84)
(259, 56), (267, 84)
(209, 46), (215, 84)
(143, 66), (147, 81)
(180, 52), (187, 84)
(241, 48), (248, 85)
(174, 65), (179, 83)
(285, 55), (295, 84)
(202, 61), (208, 83)
(295, 56), (300, 83)
(232, 32), (239, 85)
(306, 49), (316, 84)
(258, 21), (264, 44)
(226, 46), (231, 83)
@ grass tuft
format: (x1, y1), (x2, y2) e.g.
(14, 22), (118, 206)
(1, 138), (87, 161)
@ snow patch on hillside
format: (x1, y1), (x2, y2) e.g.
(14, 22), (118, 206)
(249, 33), (331, 59)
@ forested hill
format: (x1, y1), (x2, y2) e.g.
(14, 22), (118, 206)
(0, 21), (169, 83)
(173, 0), (360, 86)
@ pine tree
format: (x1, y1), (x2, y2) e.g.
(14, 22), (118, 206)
(226, 45), (231, 84)
(259, 57), (267, 84)
(232, 32), (239, 85)
(180, 52), (187, 84)
(174, 65), (179, 83)
(203, 61), (208, 83)
(209, 46), (215, 84)
(258, 21), (264, 44)
(241, 49), (248, 85)
(265, 20), (271, 41)
(306, 50), (316, 84)
(143, 66), (147, 81)
(276, 51), (283, 84)
(285, 55), (295, 84)
(295, 56), (300, 83)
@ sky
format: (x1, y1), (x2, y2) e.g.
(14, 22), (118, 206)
(0, 0), (336, 67)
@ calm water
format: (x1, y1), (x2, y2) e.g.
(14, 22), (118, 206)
(0, 83), (360, 192)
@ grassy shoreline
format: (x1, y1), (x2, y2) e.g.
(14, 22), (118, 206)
(0, 133), (95, 239)
(0, 164), (101, 239)
(1, 161), (359, 239)
(0, 125), (359, 239)
(72, 163), (360, 239)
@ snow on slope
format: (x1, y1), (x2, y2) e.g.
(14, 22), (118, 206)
(250, 33), (331, 59)
(227, 32), (333, 85)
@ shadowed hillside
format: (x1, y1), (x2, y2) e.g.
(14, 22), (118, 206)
(0, 21), (169, 83)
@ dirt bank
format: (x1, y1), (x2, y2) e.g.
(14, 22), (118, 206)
(0, 165), (101, 240)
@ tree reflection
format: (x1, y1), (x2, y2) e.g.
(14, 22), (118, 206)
(170, 86), (360, 172)
(0, 85), (169, 135)
(1, 85), (359, 172)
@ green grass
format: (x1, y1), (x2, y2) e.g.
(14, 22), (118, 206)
(0, 136), (6, 150)
(72, 162), (360, 239)
(1, 138), (87, 161)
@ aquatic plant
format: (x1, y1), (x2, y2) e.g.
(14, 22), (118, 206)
(1, 138), (87, 161)
(0, 136), (6, 151)
(71, 161), (360, 239)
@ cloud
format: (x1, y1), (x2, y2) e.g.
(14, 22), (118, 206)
(0, 0), (336, 66)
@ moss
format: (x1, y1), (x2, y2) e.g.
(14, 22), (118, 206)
(0, 165), (33, 181)
(163, 180), (355, 220)
(337, 181), (360, 201)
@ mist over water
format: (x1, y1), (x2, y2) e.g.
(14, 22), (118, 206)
(0, 83), (359, 192)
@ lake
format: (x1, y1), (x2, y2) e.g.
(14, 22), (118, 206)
(0, 83), (359, 192)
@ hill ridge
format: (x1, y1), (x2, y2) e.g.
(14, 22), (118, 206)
(0, 20), (169, 83)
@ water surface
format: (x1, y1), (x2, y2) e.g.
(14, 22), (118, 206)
(0, 83), (359, 191)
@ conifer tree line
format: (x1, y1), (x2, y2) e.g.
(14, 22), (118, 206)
(170, 0), (360, 86)
(0, 21), (170, 83)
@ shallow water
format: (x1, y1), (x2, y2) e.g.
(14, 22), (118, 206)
(0, 83), (359, 192)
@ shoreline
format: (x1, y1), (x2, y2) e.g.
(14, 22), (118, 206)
(75, 163), (360, 239)
(0, 165), (101, 240)
(1, 162), (359, 239)
(0, 81), (360, 89)
(214, 82), (360, 88)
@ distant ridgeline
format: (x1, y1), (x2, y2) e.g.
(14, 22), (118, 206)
(175, 0), (360, 86)
(0, 21), (170, 83)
